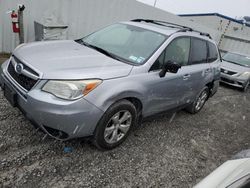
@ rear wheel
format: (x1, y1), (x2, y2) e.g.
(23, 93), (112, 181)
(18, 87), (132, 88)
(93, 100), (137, 150)
(186, 86), (209, 114)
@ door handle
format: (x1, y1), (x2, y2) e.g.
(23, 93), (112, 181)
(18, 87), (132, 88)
(183, 74), (191, 80)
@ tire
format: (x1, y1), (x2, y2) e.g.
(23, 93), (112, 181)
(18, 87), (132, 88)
(93, 100), (137, 150)
(185, 86), (209, 114)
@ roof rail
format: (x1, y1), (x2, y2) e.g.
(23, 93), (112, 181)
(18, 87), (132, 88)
(131, 19), (212, 39)
(176, 28), (212, 39)
(131, 19), (190, 29)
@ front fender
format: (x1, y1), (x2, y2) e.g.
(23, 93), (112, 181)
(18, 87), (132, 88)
(84, 77), (147, 113)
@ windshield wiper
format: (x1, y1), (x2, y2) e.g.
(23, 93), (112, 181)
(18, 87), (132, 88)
(223, 59), (247, 67)
(78, 40), (127, 63)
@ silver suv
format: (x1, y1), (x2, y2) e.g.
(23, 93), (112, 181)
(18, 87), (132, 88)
(0, 20), (220, 149)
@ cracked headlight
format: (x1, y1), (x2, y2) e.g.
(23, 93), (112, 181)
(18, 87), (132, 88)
(42, 80), (102, 100)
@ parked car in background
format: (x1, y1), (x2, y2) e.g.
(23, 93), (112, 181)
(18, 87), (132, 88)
(220, 52), (250, 92)
(0, 19), (220, 149)
(194, 150), (250, 188)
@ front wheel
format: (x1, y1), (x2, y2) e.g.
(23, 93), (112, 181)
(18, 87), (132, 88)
(93, 100), (137, 150)
(185, 86), (209, 114)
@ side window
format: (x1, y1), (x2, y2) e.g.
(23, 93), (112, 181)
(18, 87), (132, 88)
(150, 37), (191, 71)
(190, 38), (207, 65)
(207, 42), (218, 63)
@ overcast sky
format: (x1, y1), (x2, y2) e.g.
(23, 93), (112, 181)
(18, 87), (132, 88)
(137, 0), (249, 19)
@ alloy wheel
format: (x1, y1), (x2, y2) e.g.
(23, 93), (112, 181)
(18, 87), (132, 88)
(195, 90), (208, 111)
(104, 110), (132, 144)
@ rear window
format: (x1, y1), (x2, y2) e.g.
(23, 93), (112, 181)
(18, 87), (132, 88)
(190, 38), (207, 65)
(207, 42), (218, 63)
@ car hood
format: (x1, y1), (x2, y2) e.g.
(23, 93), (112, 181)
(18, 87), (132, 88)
(221, 60), (250, 73)
(195, 158), (250, 188)
(13, 40), (133, 80)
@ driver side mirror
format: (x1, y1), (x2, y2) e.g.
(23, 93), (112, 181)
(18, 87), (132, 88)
(159, 60), (181, 78)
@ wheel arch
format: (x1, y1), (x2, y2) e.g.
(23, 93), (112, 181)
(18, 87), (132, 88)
(206, 79), (219, 97)
(206, 81), (213, 96)
(123, 97), (143, 114)
(101, 92), (144, 115)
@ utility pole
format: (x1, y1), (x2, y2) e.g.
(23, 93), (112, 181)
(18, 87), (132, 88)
(154, 0), (157, 7)
(18, 5), (25, 44)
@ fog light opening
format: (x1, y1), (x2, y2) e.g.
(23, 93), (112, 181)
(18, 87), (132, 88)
(43, 125), (69, 140)
(237, 82), (243, 86)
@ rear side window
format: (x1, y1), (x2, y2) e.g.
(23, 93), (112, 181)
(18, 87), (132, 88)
(190, 38), (207, 65)
(207, 42), (218, 63)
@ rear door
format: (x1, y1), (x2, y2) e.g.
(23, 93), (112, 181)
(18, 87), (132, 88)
(185, 37), (212, 101)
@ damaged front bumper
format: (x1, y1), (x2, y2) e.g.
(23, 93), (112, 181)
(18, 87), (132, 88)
(0, 61), (104, 140)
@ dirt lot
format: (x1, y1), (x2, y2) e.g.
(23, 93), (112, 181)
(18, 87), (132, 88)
(0, 57), (250, 187)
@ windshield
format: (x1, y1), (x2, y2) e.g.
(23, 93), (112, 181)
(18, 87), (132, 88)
(223, 52), (250, 67)
(79, 24), (167, 64)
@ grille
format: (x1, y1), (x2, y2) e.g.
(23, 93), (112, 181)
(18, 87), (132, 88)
(12, 56), (39, 77)
(221, 68), (237, 75)
(221, 77), (235, 84)
(7, 61), (38, 91)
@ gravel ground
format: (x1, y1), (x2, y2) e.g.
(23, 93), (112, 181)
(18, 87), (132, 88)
(0, 57), (250, 187)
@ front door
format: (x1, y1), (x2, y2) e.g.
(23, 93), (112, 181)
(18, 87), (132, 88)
(143, 36), (192, 116)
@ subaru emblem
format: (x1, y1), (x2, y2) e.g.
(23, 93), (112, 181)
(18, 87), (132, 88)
(15, 63), (24, 74)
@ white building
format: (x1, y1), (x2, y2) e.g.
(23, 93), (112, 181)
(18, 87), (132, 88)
(1, 1), (249, 55)
(180, 13), (250, 55)
(0, 0), (219, 53)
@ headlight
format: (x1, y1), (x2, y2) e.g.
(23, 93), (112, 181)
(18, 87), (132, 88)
(233, 72), (250, 77)
(42, 80), (102, 100)
(241, 72), (250, 77)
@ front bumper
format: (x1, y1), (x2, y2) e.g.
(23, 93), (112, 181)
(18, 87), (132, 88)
(0, 63), (104, 140)
(220, 72), (247, 88)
